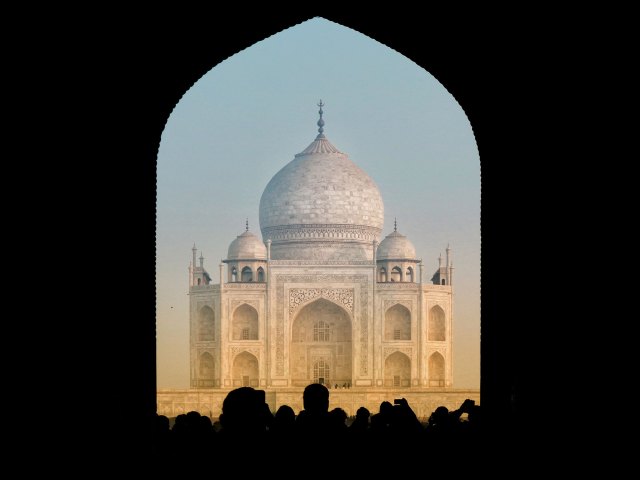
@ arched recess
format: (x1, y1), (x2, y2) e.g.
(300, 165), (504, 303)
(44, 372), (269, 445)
(241, 266), (253, 282)
(232, 351), (259, 387)
(428, 305), (446, 341)
(406, 267), (413, 282)
(198, 306), (215, 341)
(384, 304), (411, 340)
(257, 267), (265, 282)
(390, 266), (402, 282)
(384, 351), (411, 387)
(379, 267), (387, 282)
(231, 267), (237, 282)
(428, 352), (445, 387)
(290, 298), (352, 387)
(232, 304), (258, 340)
(199, 352), (215, 387)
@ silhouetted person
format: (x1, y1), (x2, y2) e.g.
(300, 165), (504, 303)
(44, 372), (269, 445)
(388, 398), (423, 436)
(219, 387), (270, 437)
(370, 401), (394, 434)
(149, 414), (172, 457)
(349, 407), (370, 435)
(328, 407), (348, 435)
(272, 404), (296, 438)
(296, 383), (330, 437)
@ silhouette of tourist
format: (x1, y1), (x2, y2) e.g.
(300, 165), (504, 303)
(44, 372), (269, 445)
(296, 383), (330, 437)
(349, 406), (370, 434)
(219, 387), (271, 437)
(370, 401), (394, 434)
(272, 404), (296, 439)
(328, 407), (348, 435)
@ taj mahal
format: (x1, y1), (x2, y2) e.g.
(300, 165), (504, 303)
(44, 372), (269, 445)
(157, 103), (478, 419)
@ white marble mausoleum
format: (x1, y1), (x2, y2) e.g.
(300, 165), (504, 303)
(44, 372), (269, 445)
(186, 102), (455, 399)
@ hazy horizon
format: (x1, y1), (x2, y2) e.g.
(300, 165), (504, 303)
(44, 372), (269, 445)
(156, 18), (480, 390)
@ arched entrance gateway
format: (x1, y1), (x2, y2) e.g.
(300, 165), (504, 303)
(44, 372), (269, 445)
(290, 298), (352, 387)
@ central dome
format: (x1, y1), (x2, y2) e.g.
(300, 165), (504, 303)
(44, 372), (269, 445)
(259, 103), (384, 261)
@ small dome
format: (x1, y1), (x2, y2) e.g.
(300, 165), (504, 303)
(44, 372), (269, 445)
(377, 230), (416, 260)
(227, 230), (267, 260)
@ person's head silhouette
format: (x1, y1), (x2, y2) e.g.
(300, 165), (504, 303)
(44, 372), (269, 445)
(303, 383), (329, 415)
(219, 387), (265, 435)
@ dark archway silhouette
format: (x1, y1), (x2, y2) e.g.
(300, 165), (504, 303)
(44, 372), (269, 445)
(96, 13), (523, 431)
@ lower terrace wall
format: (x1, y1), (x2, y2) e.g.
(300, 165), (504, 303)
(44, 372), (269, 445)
(157, 388), (480, 422)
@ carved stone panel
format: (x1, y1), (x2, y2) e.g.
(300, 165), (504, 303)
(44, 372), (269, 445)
(289, 288), (354, 315)
(383, 347), (413, 359)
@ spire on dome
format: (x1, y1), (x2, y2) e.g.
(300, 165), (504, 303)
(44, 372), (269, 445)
(295, 101), (343, 155)
(394, 217), (397, 232)
(246, 218), (249, 232)
(317, 99), (325, 138)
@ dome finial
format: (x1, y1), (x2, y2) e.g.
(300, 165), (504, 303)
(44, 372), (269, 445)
(394, 217), (397, 232)
(246, 218), (249, 232)
(317, 99), (325, 137)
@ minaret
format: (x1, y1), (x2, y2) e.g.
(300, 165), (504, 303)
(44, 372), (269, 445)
(190, 243), (197, 286)
(199, 252), (204, 268)
(446, 244), (452, 286)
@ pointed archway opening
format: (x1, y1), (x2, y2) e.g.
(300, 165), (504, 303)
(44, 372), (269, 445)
(232, 351), (259, 387)
(290, 298), (352, 388)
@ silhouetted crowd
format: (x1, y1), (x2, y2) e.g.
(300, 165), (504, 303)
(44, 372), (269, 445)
(143, 383), (501, 470)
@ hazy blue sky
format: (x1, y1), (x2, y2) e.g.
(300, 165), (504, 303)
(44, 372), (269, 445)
(157, 17), (480, 389)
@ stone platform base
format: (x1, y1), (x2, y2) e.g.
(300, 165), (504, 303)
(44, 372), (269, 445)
(157, 387), (480, 421)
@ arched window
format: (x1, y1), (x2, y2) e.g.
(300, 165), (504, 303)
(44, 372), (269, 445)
(429, 352), (445, 387)
(314, 360), (330, 385)
(257, 267), (265, 282)
(390, 266), (402, 282)
(241, 266), (252, 282)
(406, 267), (413, 282)
(198, 306), (215, 341)
(199, 352), (215, 387)
(314, 320), (330, 342)
(384, 304), (411, 340)
(197, 278), (201, 285)
(232, 304), (259, 340)
(231, 267), (237, 282)
(428, 306), (446, 341)
(384, 351), (411, 387)
(379, 268), (387, 282)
